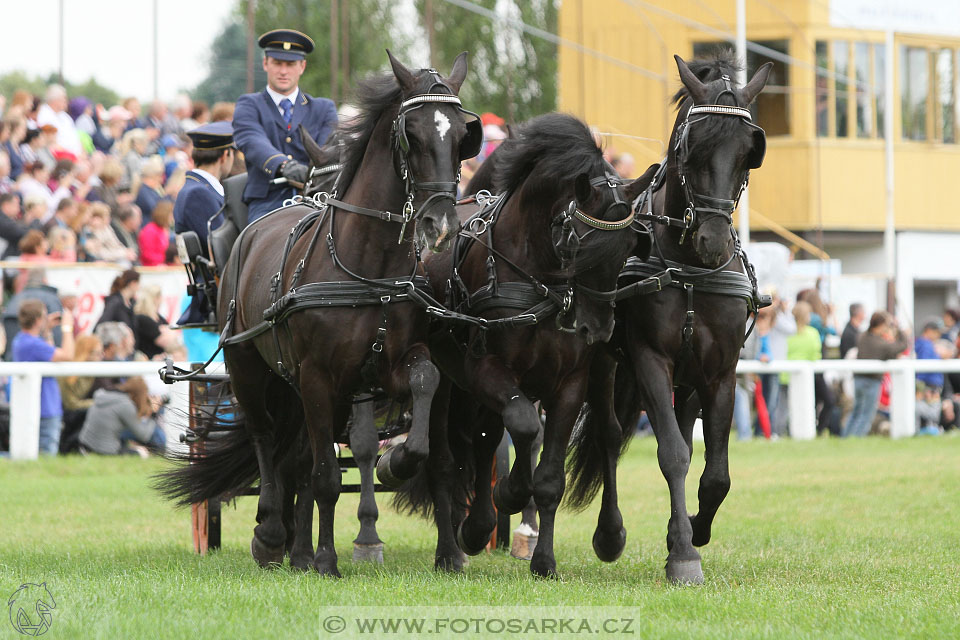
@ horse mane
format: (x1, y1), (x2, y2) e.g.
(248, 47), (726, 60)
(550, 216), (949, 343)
(337, 73), (403, 195)
(493, 113), (629, 276)
(669, 49), (749, 168)
(493, 113), (605, 199)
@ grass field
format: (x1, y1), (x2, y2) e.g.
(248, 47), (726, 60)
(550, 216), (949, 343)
(2, 435), (959, 639)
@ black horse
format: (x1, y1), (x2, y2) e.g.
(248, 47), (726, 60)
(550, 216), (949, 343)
(156, 51), (480, 577)
(567, 53), (772, 584)
(398, 113), (658, 576)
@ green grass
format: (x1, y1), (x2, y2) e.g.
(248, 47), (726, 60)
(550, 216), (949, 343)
(2, 435), (959, 639)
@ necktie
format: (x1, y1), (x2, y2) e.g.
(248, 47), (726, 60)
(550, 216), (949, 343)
(280, 98), (293, 128)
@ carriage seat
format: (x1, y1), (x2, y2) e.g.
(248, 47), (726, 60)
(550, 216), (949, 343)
(208, 173), (249, 278)
(174, 231), (218, 329)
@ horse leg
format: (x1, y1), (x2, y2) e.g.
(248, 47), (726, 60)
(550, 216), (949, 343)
(350, 396), (384, 563)
(281, 428), (315, 570)
(637, 355), (703, 584)
(690, 376), (735, 548)
(456, 408), (504, 556)
(376, 347), (438, 485)
(586, 353), (628, 563)
(427, 378), (464, 572)
(529, 375), (587, 579)
(511, 418), (543, 560)
(228, 347), (291, 568)
(466, 356), (540, 515)
(299, 370), (343, 577)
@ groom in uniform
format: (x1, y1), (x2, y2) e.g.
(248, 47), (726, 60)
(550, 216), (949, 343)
(233, 28), (338, 224)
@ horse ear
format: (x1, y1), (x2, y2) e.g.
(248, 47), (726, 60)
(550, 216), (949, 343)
(741, 61), (774, 105)
(574, 173), (593, 204)
(446, 52), (468, 95)
(386, 49), (415, 92)
(674, 55), (708, 104)
(299, 124), (325, 168)
(623, 163), (660, 201)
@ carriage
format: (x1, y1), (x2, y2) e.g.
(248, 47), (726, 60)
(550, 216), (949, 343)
(156, 50), (772, 583)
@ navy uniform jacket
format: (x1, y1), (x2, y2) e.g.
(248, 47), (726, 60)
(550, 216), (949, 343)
(173, 171), (224, 249)
(233, 89), (337, 204)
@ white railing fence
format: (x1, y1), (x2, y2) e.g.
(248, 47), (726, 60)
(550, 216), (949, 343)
(2, 359), (957, 460)
(1, 361), (213, 461)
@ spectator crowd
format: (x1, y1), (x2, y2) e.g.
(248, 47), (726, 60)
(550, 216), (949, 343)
(0, 83), (225, 457)
(734, 288), (960, 441)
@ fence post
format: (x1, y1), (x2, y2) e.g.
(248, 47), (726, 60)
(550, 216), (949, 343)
(788, 362), (816, 440)
(889, 365), (916, 439)
(10, 372), (42, 460)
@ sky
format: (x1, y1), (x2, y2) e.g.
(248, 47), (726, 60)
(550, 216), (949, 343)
(0, 0), (236, 102)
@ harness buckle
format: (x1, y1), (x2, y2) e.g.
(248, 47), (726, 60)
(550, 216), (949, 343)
(380, 295), (391, 304)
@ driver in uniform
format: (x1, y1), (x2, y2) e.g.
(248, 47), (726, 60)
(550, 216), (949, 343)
(233, 28), (338, 224)
(173, 121), (235, 326)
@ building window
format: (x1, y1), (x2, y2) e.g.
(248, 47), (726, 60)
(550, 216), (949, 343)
(936, 49), (955, 143)
(834, 41), (849, 137)
(901, 46), (929, 141)
(691, 39), (790, 136)
(816, 41), (829, 137)
(874, 43), (885, 136)
(855, 42), (872, 138)
(816, 39), (885, 140)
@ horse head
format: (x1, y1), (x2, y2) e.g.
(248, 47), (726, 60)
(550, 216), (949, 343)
(555, 162), (659, 344)
(670, 54), (772, 267)
(386, 50), (479, 252)
(300, 127), (343, 199)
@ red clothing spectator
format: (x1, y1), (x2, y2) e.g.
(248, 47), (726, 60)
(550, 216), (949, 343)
(138, 200), (173, 266)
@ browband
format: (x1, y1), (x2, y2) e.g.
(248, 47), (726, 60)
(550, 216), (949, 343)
(688, 105), (752, 120)
(399, 94), (463, 109)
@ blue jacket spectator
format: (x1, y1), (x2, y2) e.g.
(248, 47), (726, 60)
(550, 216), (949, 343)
(915, 321), (944, 389)
(11, 301), (75, 454)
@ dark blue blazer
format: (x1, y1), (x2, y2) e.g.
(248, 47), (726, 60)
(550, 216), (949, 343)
(233, 89), (337, 204)
(4, 141), (23, 180)
(173, 171), (224, 249)
(135, 184), (167, 224)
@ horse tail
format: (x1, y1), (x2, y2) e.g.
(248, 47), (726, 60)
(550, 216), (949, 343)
(564, 402), (606, 511)
(152, 419), (260, 507)
(153, 388), (302, 507)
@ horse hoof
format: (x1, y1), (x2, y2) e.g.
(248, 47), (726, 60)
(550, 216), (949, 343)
(592, 526), (626, 563)
(510, 525), (538, 561)
(492, 479), (528, 515)
(376, 447), (402, 488)
(353, 542), (384, 563)
(435, 554), (464, 573)
(530, 559), (559, 579)
(315, 565), (343, 578)
(456, 521), (488, 556)
(289, 547), (314, 571)
(250, 537), (285, 569)
(689, 515), (711, 547)
(665, 559), (704, 585)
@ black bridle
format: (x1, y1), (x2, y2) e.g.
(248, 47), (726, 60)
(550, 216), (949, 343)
(312, 72), (481, 243)
(640, 74), (767, 246)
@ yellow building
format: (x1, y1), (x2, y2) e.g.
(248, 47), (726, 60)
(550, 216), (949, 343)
(558, 0), (960, 321)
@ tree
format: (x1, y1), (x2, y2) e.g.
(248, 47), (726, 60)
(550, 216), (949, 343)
(416, 0), (558, 124)
(0, 71), (120, 108)
(191, 20), (267, 106)
(236, 0), (413, 104)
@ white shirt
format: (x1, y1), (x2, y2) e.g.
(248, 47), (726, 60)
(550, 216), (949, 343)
(192, 168), (224, 197)
(36, 104), (83, 156)
(265, 86), (300, 117)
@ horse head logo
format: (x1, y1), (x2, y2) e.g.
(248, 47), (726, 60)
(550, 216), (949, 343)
(8, 583), (56, 636)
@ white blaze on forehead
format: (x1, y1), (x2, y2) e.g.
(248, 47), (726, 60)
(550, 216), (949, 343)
(434, 109), (451, 141)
